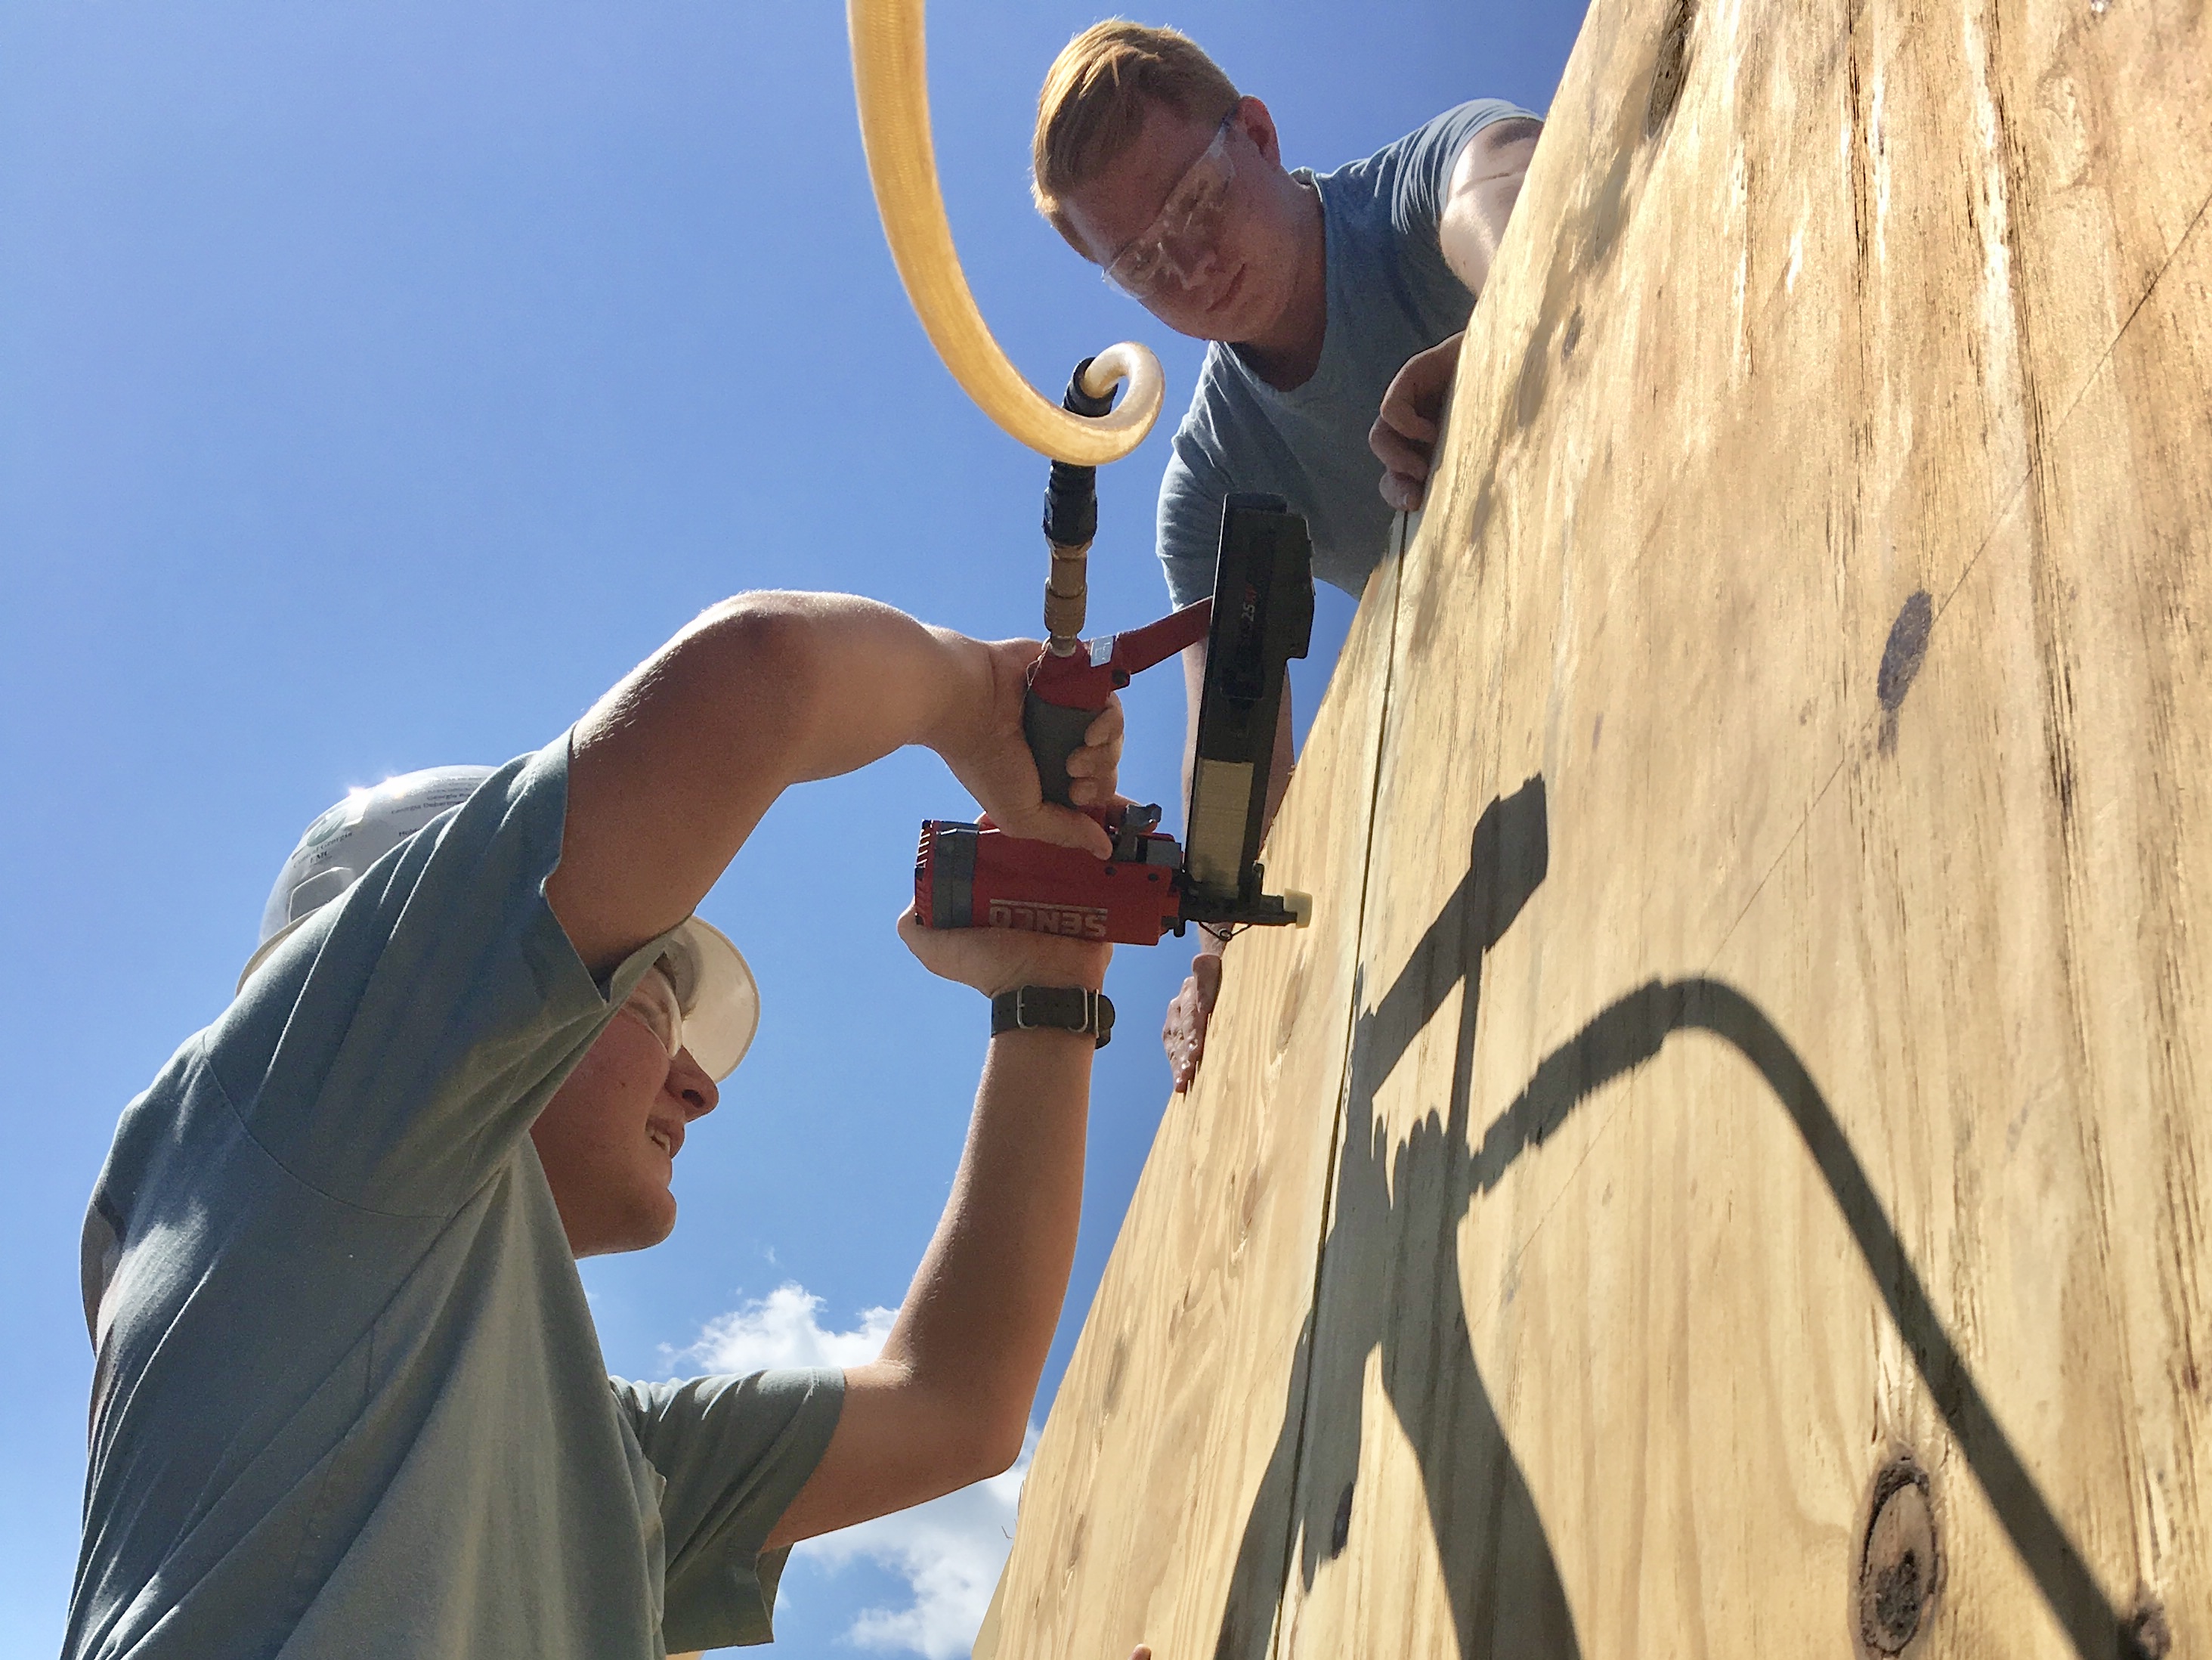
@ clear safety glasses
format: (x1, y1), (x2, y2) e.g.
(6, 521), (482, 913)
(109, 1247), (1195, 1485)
(1103, 112), (1239, 299)
(617, 963), (687, 1060)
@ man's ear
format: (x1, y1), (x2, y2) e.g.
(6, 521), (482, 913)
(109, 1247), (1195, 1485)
(1235, 95), (1283, 168)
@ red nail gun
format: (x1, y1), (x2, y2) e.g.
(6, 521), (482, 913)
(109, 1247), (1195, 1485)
(914, 359), (1316, 946)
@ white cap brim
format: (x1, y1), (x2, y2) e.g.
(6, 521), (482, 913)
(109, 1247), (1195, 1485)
(661, 916), (759, 1081)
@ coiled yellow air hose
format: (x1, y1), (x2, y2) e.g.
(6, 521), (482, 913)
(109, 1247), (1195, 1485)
(848, 0), (1164, 465)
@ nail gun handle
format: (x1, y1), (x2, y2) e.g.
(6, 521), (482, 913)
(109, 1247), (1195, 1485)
(1023, 689), (1097, 809)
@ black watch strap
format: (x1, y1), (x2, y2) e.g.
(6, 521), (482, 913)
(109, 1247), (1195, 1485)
(991, 985), (1114, 1048)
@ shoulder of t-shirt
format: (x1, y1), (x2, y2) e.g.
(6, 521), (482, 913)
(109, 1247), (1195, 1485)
(191, 736), (611, 1216)
(1156, 354), (1249, 605)
(1162, 353), (1248, 525)
(1320, 99), (1543, 245)
(1170, 352), (1246, 474)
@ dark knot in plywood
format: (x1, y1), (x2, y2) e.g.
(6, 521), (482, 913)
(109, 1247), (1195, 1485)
(2124, 1591), (2171, 1660)
(1877, 591), (1934, 714)
(1100, 1331), (1131, 1417)
(1876, 590), (1934, 754)
(1857, 1457), (1940, 1655)
(1645, 0), (1697, 138)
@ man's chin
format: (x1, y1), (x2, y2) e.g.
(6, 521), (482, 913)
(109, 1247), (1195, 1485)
(576, 1194), (679, 1258)
(637, 1195), (679, 1250)
(1156, 293), (1270, 348)
(1150, 306), (1226, 344)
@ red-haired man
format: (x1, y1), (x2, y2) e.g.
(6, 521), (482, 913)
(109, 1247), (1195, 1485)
(1032, 21), (1541, 1086)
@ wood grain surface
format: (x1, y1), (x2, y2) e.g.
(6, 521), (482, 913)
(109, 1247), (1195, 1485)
(975, 540), (1403, 1660)
(980, 0), (2209, 1652)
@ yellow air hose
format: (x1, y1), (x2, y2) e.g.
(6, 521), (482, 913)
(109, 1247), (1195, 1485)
(848, 0), (1164, 465)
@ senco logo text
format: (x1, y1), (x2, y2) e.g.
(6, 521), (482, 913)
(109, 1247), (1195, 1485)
(988, 900), (1109, 940)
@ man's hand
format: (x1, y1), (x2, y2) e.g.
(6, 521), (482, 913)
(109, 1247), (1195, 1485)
(1365, 117), (1541, 517)
(897, 904), (1109, 999)
(934, 636), (1124, 859)
(1369, 332), (1462, 513)
(1162, 947), (1224, 1092)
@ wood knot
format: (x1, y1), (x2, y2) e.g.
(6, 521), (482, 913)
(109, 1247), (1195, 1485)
(1877, 591), (1934, 715)
(2124, 1591), (2171, 1660)
(1856, 1456), (1940, 1656)
(1876, 590), (1934, 755)
(1645, 0), (1697, 138)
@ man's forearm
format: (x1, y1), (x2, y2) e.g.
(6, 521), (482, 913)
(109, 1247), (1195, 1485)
(638, 591), (988, 792)
(879, 1026), (1094, 1455)
(766, 1022), (1095, 1544)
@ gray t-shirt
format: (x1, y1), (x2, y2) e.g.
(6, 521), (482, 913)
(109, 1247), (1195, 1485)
(69, 742), (843, 1659)
(1157, 99), (1538, 607)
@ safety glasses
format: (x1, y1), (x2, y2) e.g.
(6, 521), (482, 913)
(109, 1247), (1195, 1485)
(617, 962), (687, 1060)
(1103, 112), (1239, 299)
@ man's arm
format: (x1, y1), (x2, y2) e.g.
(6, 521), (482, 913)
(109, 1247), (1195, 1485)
(1371, 116), (1544, 512)
(766, 914), (1110, 1541)
(1161, 640), (1295, 1093)
(547, 591), (1120, 975)
(1437, 114), (1544, 299)
(549, 591), (1124, 1540)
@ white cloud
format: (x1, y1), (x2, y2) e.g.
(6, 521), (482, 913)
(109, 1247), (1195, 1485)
(798, 1428), (1033, 1660)
(669, 1284), (1032, 1660)
(671, 1282), (896, 1374)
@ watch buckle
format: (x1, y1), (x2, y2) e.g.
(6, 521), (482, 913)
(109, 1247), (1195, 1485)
(1014, 986), (1089, 1030)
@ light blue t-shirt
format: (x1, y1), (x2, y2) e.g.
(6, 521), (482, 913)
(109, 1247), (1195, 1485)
(69, 742), (843, 1660)
(1157, 100), (1539, 607)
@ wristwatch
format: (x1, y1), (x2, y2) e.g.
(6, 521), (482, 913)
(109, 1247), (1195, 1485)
(991, 985), (1115, 1048)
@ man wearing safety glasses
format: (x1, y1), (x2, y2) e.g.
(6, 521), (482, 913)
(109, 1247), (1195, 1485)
(67, 593), (1125, 1659)
(1030, 21), (1542, 1091)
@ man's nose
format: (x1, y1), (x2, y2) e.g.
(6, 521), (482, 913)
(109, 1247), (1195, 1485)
(669, 1053), (719, 1120)
(1163, 239), (1220, 290)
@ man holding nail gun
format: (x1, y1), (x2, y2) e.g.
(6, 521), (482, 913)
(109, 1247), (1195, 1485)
(68, 594), (1123, 1660)
(1030, 22), (1542, 1088)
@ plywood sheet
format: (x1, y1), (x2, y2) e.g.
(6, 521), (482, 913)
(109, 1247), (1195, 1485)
(980, 0), (2210, 1651)
(979, 548), (1403, 1660)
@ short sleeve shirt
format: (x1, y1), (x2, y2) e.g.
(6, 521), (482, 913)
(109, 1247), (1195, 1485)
(68, 741), (843, 1660)
(1157, 99), (1539, 608)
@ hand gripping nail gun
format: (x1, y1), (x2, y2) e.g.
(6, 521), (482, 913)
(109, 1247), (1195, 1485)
(913, 360), (1317, 946)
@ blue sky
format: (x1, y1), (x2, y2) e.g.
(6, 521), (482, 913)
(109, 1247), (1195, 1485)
(0, 2), (1582, 1653)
